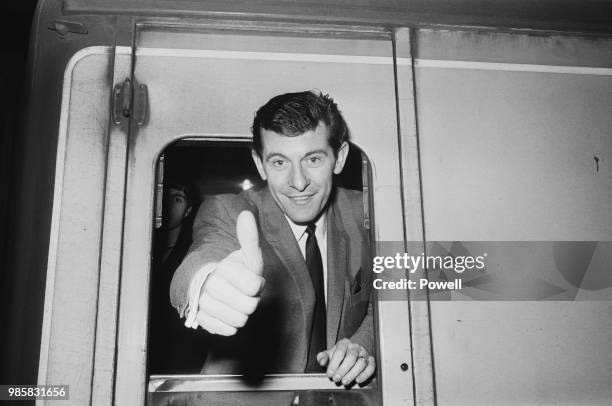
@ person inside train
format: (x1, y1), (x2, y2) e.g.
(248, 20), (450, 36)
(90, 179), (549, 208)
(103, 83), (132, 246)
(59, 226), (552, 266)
(158, 181), (197, 265)
(170, 91), (375, 386)
(149, 180), (207, 373)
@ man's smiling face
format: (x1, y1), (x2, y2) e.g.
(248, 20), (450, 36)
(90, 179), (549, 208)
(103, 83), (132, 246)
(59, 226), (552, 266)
(252, 122), (348, 224)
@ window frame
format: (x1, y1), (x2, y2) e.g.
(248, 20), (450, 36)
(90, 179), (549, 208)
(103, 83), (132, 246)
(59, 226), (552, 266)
(147, 137), (378, 394)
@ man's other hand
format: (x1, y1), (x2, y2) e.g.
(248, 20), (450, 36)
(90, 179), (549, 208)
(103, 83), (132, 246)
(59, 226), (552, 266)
(317, 338), (376, 387)
(196, 211), (264, 335)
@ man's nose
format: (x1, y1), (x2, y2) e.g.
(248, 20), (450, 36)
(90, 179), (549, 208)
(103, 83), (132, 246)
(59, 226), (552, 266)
(289, 165), (309, 191)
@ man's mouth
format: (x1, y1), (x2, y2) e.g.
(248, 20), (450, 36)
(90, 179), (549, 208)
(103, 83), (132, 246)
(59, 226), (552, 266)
(287, 194), (315, 205)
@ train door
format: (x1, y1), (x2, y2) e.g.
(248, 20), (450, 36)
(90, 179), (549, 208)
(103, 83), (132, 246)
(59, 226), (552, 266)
(413, 29), (612, 405)
(37, 46), (133, 406)
(112, 24), (425, 405)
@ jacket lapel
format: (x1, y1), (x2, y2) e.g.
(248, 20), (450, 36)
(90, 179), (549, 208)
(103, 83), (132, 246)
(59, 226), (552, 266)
(258, 188), (315, 346)
(326, 201), (348, 347)
(256, 188), (354, 352)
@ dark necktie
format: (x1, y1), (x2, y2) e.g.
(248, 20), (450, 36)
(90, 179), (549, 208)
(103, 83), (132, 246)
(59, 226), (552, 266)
(305, 223), (327, 372)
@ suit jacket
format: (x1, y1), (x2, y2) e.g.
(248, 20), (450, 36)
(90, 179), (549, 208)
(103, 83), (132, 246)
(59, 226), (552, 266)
(170, 186), (373, 376)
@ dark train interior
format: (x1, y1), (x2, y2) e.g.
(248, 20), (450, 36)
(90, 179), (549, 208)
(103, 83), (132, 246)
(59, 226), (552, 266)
(147, 141), (365, 374)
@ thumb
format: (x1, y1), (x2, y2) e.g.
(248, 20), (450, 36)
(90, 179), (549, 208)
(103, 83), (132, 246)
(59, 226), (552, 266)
(317, 350), (330, 367)
(236, 210), (263, 274)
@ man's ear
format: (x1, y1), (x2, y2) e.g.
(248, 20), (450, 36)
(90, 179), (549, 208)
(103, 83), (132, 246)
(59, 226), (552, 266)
(333, 142), (350, 175)
(251, 149), (268, 181)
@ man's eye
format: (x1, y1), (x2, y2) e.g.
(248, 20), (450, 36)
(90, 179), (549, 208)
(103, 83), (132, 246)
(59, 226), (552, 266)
(308, 156), (322, 165)
(271, 160), (286, 168)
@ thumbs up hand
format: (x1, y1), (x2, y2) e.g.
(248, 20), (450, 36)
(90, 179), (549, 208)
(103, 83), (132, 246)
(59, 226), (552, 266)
(235, 210), (264, 275)
(196, 211), (265, 336)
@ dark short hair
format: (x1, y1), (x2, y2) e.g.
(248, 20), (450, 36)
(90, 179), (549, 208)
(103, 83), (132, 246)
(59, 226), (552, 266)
(165, 180), (196, 207)
(251, 90), (349, 157)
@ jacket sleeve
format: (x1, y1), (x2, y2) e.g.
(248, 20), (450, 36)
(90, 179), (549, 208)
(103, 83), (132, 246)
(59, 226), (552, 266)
(169, 194), (243, 317)
(345, 188), (376, 355)
(349, 297), (375, 355)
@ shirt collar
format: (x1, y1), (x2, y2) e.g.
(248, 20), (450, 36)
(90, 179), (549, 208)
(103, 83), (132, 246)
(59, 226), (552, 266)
(284, 211), (327, 243)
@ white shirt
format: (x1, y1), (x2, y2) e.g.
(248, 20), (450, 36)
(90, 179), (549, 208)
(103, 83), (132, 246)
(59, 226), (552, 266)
(284, 213), (328, 303)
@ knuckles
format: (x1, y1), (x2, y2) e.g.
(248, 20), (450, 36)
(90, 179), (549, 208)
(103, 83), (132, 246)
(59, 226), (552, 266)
(241, 275), (265, 296)
(234, 313), (249, 328)
(195, 247), (265, 335)
(208, 259), (265, 297)
(242, 297), (260, 315)
(219, 326), (237, 336)
(347, 343), (361, 353)
(204, 271), (221, 289)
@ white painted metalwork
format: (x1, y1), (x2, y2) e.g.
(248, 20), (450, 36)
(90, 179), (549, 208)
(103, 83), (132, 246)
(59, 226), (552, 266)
(393, 28), (435, 406)
(149, 374), (374, 392)
(90, 46), (133, 406)
(414, 59), (612, 75)
(37, 46), (115, 406)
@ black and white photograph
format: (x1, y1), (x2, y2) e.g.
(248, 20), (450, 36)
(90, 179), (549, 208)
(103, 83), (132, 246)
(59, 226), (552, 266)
(1, 1), (611, 405)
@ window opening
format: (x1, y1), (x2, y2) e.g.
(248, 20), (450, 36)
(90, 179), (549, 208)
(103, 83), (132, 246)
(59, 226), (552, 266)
(147, 139), (378, 405)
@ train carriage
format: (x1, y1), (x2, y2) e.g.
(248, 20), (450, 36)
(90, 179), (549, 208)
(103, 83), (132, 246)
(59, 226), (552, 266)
(2, 1), (612, 405)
